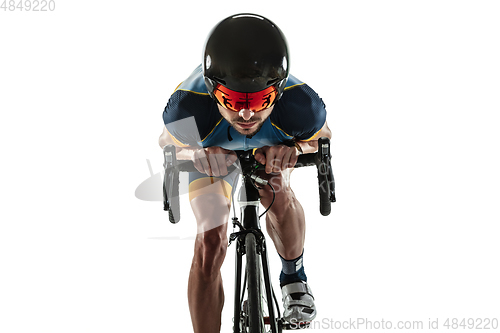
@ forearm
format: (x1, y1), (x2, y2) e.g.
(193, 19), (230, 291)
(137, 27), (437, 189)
(295, 122), (332, 154)
(296, 140), (320, 154)
(171, 147), (200, 160)
(158, 126), (199, 160)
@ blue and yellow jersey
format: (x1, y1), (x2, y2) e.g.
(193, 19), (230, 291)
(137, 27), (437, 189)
(162, 65), (327, 151)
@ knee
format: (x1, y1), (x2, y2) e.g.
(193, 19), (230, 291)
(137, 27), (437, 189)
(259, 172), (291, 205)
(191, 193), (231, 234)
(193, 227), (228, 279)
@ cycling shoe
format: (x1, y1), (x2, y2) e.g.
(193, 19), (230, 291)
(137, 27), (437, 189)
(281, 281), (316, 326)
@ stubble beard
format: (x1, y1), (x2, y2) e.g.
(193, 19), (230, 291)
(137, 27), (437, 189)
(230, 116), (267, 137)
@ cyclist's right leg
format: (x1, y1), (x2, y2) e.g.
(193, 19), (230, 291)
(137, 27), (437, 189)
(187, 176), (233, 333)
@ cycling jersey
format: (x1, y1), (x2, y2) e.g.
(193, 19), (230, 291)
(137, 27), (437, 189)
(163, 65), (327, 151)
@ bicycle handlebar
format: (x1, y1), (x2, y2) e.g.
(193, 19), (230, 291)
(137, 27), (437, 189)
(163, 137), (336, 222)
(167, 152), (317, 173)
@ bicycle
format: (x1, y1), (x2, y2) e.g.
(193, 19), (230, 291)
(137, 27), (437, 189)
(162, 137), (336, 332)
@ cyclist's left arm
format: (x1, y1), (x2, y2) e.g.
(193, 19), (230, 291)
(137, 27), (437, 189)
(295, 121), (332, 154)
(254, 121), (331, 174)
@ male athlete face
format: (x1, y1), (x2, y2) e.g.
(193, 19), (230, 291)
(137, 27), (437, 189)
(217, 104), (274, 137)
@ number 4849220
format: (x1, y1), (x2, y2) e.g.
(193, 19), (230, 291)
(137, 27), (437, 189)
(443, 318), (498, 330)
(1, 0), (55, 11)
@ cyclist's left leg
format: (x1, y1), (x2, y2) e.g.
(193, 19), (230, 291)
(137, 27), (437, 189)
(259, 169), (305, 261)
(258, 169), (317, 325)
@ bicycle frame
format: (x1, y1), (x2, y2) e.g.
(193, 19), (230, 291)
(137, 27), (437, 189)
(232, 152), (280, 333)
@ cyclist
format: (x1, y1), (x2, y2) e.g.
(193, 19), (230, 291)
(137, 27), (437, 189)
(159, 13), (332, 333)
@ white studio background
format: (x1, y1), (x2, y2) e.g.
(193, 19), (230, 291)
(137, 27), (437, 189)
(1, 1), (499, 332)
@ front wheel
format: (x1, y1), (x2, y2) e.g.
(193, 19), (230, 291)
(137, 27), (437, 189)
(244, 233), (264, 332)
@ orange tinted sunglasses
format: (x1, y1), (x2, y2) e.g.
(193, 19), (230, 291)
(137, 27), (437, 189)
(213, 84), (278, 112)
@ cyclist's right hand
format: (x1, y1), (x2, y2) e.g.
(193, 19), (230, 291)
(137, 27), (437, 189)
(192, 146), (237, 177)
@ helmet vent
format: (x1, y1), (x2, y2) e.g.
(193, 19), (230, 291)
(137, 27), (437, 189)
(213, 77), (226, 85)
(267, 78), (280, 86)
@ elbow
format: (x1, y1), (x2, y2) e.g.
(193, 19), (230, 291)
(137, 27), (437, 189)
(158, 133), (167, 149)
(322, 122), (332, 140)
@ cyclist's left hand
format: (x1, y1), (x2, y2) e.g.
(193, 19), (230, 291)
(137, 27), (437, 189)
(254, 145), (299, 174)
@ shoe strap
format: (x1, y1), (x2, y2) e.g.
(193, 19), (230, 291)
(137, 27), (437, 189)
(281, 281), (313, 297)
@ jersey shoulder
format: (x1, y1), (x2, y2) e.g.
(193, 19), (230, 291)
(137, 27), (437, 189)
(175, 65), (210, 95)
(271, 75), (327, 141)
(162, 65), (221, 146)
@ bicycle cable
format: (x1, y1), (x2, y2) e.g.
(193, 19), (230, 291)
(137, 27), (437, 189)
(230, 173), (240, 235)
(259, 182), (275, 219)
(247, 168), (277, 219)
(230, 166), (276, 223)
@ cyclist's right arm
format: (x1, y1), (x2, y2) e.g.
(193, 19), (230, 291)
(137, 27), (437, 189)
(159, 125), (195, 159)
(159, 126), (237, 176)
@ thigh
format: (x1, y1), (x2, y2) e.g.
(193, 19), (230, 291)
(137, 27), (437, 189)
(189, 171), (238, 234)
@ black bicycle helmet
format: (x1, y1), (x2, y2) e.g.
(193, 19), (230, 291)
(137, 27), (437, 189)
(203, 13), (290, 101)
